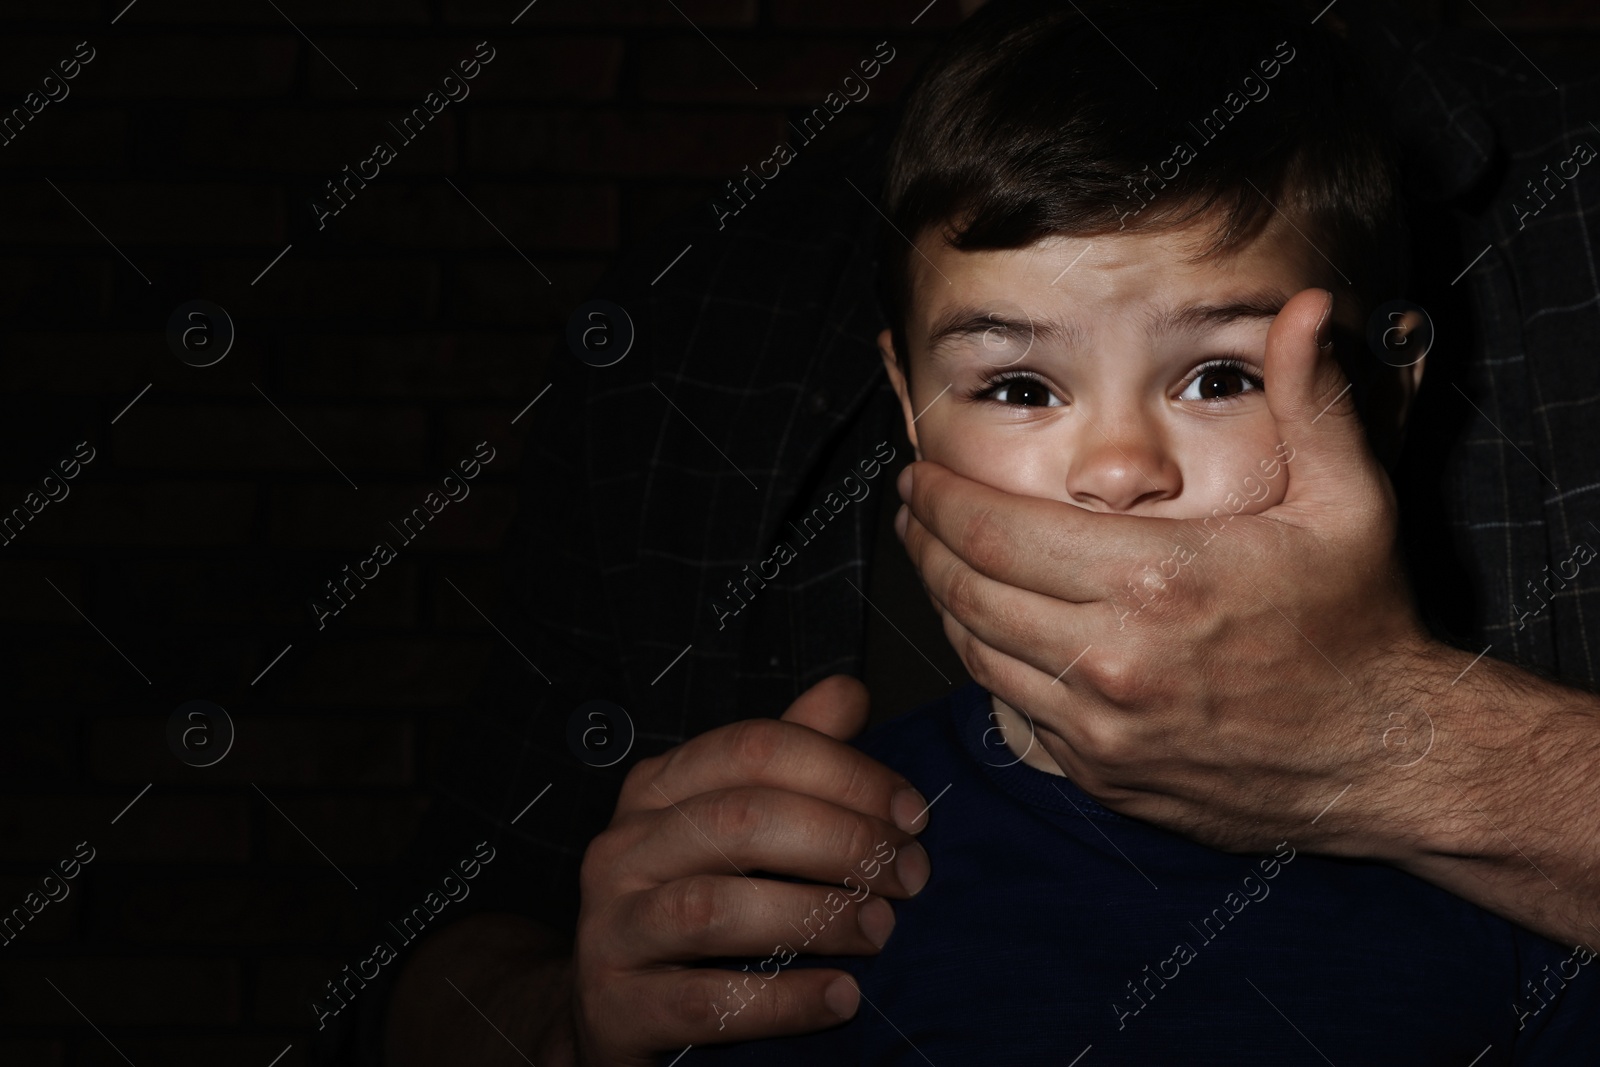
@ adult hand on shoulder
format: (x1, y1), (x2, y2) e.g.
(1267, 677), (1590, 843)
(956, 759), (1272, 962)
(569, 674), (931, 1066)
(895, 288), (1442, 857)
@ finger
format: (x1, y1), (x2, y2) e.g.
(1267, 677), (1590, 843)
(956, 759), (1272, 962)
(778, 673), (869, 742)
(927, 587), (1166, 771)
(900, 504), (1101, 682)
(626, 965), (860, 1049)
(629, 718), (930, 834)
(619, 875), (899, 965)
(623, 787), (928, 897)
(898, 459), (1187, 603)
(1262, 287), (1387, 504)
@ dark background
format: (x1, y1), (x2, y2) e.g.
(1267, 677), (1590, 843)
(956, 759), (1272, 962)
(0, 1), (1591, 1064)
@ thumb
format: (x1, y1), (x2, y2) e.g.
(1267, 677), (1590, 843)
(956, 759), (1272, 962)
(1263, 287), (1384, 503)
(779, 674), (870, 742)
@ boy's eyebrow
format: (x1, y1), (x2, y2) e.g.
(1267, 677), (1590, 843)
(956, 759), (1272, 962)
(924, 306), (1081, 357)
(923, 288), (1292, 358)
(1146, 288), (1292, 338)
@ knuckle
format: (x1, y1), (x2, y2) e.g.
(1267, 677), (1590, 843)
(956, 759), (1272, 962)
(791, 895), (841, 947)
(764, 969), (828, 1029)
(619, 753), (662, 806)
(1085, 651), (1141, 705)
(955, 626), (996, 687)
(658, 875), (725, 939)
(700, 786), (763, 844)
(1073, 715), (1116, 768)
(1084, 721), (1135, 771)
(1066, 701), (1140, 774)
(943, 560), (981, 622)
(901, 510), (926, 564)
(624, 751), (657, 781)
(823, 812), (879, 873)
(578, 830), (623, 899)
(834, 753), (877, 814)
(669, 969), (725, 1032)
(572, 897), (612, 968)
(962, 504), (1009, 572)
(725, 718), (784, 776)
(936, 601), (965, 649)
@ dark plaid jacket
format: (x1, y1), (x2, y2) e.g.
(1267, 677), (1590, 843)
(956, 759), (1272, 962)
(317, 6), (1600, 1062)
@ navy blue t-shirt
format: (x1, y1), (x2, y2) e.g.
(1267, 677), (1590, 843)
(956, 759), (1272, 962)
(679, 682), (1600, 1066)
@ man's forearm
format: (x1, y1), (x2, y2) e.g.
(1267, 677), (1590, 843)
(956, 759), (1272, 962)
(1364, 641), (1600, 947)
(385, 912), (579, 1067)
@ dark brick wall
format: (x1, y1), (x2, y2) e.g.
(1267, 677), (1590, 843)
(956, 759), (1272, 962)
(0, 1), (1590, 1064)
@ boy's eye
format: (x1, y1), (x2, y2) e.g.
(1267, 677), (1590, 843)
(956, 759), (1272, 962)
(1179, 360), (1263, 401)
(980, 374), (1063, 408)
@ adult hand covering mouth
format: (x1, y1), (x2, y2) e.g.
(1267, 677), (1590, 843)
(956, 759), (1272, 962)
(895, 286), (1600, 947)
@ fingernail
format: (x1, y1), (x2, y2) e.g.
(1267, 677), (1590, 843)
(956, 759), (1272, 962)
(898, 841), (930, 896)
(894, 503), (908, 542)
(1315, 289), (1335, 350)
(891, 787), (927, 833)
(858, 896), (895, 949)
(825, 976), (860, 1019)
(896, 464), (913, 502)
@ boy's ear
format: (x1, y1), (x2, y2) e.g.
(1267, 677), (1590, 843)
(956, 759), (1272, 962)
(878, 328), (923, 461)
(1390, 350), (1426, 452)
(1371, 349), (1426, 466)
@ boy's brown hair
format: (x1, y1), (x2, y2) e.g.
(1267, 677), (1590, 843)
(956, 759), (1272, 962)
(876, 0), (1408, 395)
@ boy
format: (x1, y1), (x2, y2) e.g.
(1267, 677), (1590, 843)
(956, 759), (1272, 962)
(682, 0), (1599, 1062)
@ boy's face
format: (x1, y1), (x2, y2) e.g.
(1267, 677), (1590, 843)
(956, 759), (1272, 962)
(878, 211), (1419, 522)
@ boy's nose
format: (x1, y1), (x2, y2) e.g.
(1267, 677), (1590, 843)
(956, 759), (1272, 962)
(1063, 421), (1180, 513)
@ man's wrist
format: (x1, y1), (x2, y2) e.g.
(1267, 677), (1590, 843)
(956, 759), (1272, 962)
(1348, 636), (1600, 942)
(1372, 638), (1499, 849)
(1317, 634), (1502, 865)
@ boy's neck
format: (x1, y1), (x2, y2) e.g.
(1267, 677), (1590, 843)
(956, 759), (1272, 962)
(989, 692), (1068, 776)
